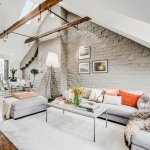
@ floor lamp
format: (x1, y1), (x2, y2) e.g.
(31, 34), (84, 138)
(45, 52), (59, 99)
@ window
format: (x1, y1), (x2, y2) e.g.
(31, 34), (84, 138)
(19, 0), (37, 25)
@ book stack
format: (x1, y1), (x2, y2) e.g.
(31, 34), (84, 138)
(79, 101), (101, 112)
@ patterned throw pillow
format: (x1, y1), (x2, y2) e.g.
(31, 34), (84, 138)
(89, 89), (104, 103)
(105, 89), (119, 96)
(119, 90), (142, 107)
(82, 88), (91, 99)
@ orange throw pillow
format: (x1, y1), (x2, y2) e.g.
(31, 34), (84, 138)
(13, 92), (39, 100)
(119, 90), (142, 107)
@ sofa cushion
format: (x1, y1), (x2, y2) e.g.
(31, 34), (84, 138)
(132, 130), (150, 150)
(11, 96), (48, 111)
(101, 103), (138, 118)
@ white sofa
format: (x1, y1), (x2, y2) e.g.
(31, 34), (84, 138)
(82, 88), (142, 125)
(81, 87), (150, 150)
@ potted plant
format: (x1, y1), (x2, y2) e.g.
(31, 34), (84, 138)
(10, 68), (18, 82)
(71, 87), (86, 106)
(30, 68), (39, 87)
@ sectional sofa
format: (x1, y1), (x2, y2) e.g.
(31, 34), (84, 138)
(81, 87), (150, 150)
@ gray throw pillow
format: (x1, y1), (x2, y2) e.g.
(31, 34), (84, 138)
(137, 94), (150, 112)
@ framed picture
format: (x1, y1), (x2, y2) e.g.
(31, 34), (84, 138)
(79, 46), (91, 60)
(79, 62), (90, 74)
(93, 60), (108, 73)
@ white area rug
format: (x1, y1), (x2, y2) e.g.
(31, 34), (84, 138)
(0, 108), (129, 150)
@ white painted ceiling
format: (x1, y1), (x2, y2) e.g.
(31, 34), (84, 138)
(0, 0), (46, 64)
(0, 0), (150, 65)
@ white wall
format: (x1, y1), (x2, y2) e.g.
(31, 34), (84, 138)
(21, 6), (66, 97)
(0, 34), (32, 79)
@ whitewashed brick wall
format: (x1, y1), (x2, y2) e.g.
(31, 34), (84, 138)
(21, 8), (150, 95)
(66, 12), (150, 92)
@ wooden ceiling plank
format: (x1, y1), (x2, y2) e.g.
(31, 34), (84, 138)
(25, 17), (91, 43)
(0, 0), (62, 39)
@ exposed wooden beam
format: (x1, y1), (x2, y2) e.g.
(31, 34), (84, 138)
(48, 10), (78, 29)
(0, 0), (62, 39)
(25, 17), (91, 43)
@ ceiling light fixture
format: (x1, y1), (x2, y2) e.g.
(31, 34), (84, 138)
(38, 13), (42, 22)
(49, 7), (55, 18)
(59, 2), (64, 5)
(38, 5), (42, 22)
(50, 13), (55, 18)
(77, 25), (81, 33)
(3, 35), (8, 42)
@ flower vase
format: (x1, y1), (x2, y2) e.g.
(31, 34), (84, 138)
(74, 94), (81, 106)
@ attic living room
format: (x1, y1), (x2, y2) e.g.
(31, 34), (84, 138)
(0, 0), (150, 150)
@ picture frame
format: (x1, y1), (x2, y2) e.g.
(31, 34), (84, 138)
(93, 60), (108, 73)
(79, 62), (90, 74)
(79, 46), (91, 60)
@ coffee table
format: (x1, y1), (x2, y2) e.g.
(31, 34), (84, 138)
(46, 102), (108, 142)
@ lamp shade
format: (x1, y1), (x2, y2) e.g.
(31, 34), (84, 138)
(45, 52), (59, 68)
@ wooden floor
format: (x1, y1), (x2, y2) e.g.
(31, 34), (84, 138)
(0, 102), (17, 150)
(0, 132), (17, 150)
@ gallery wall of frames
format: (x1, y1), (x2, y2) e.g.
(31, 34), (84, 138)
(78, 46), (108, 74)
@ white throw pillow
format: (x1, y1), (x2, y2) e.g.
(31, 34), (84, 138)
(103, 95), (121, 105)
(89, 89), (104, 103)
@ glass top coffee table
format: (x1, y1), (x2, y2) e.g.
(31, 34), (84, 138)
(46, 102), (108, 142)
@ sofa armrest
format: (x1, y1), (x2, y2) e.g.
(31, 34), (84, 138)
(132, 130), (150, 150)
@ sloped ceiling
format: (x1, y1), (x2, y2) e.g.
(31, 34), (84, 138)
(0, 0), (150, 64)
(62, 0), (150, 48)
(0, 0), (46, 63)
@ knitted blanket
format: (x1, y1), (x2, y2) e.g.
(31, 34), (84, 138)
(124, 111), (150, 146)
(3, 97), (18, 119)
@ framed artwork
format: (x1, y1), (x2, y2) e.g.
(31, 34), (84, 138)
(93, 60), (108, 73)
(79, 62), (90, 74)
(79, 46), (91, 60)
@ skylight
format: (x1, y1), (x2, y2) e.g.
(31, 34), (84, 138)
(19, 0), (36, 25)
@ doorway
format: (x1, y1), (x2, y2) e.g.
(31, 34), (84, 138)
(0, 59), (9, 80)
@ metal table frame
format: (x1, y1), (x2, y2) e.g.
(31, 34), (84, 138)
(46, 103), (108, 142)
